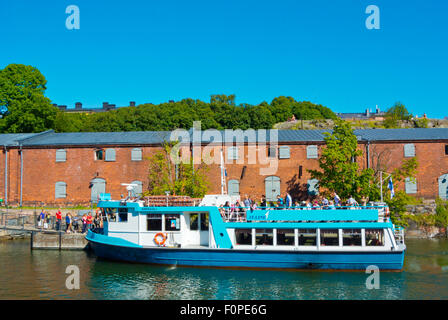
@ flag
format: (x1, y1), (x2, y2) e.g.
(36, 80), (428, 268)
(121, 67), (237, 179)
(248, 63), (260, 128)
(388, 178), (394, 199)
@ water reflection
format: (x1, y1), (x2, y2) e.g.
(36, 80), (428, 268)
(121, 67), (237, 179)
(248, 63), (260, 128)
(1, 238), (448, 299)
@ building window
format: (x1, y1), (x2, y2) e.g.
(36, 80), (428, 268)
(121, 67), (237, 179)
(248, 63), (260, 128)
(55, 149), (66, 162)
(228, 180), (240, 196)
(131, 148), (142, 161)
(404, 144), (416, 157)
(95, 149), (104, 160)
(307, 179), (319, 196)
(268, 146), (277, 158)
(147, 214), (162, 231)
(165, 214), (181, 231)
(55, 182), (67, 199)
(276, 229), (295, 246)
(255, 229), (273, 245)
(298, 229), (316, 246)
(105, 148), (116, 161)
(235, 229), (252, 245)
(227, 146), (238, 160)
(405, 177), (417, 194)
(307, 145), (318, 159)
(320, 229), (339, 246)
(445, 145), (448, 155)
(366, 229), (384, 246)
(342, 229), (362, 246)
(278, 146), (290, 159)
(118, 208), (128, 222)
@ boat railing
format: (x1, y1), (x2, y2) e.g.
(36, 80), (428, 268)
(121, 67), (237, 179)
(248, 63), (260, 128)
(218, 205), (389, 223)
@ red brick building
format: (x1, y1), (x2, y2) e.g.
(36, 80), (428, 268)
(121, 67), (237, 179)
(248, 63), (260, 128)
(0, 128), (447, 206)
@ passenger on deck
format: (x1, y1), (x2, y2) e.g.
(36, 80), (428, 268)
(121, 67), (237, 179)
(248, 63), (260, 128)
(260, 195), (267, 209)
(333, 192), (341, 207)
(277, 195), (284, 209)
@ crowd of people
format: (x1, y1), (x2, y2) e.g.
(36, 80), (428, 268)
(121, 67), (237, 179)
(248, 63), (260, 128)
(219, 192), (370, 221)
(37, 208), (103, 233)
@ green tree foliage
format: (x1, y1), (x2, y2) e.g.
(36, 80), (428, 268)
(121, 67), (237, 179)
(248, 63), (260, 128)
(53, 95), (336, 132)
(384, 157), (419, 226)
(145, 142), (209, 198)
(0, 64), (59, 133)
(383, 102), (412, 128)
(307, 119), (377, 201)
(435, 199), (448, 235)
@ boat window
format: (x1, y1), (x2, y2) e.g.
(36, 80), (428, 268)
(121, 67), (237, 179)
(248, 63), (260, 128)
(165, 214), (181, 231)
(342, 229), (361, 246)
(366, 229), (385, 246)
(147, 214), (162, 231)
(276, 229), (295, 246)
(235, 229), (252, 245)
(105, 208), (117, 222)
(118, 208), (128, 222)
(298, 229), (316, 246)
(190, 214), (198, 230)
(255, 229), (273, 245)
(200, 213), (209, 231)
(320, 229), (339, 246)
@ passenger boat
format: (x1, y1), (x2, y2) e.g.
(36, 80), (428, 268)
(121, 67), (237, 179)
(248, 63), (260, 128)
(86, 190), (406, 271)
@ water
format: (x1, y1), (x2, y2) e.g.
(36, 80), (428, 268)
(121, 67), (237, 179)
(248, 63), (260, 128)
(1, 238), (448, 299)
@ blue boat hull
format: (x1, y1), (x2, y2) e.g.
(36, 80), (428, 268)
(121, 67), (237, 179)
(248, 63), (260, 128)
(88, 238), (405, 271)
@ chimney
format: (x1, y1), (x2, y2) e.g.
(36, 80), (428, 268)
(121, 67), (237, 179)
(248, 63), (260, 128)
(376, 105), (380, 114)
(130, 101), (136, 107)
(103, 102), (109, 109)
(75, 102), (82, 109)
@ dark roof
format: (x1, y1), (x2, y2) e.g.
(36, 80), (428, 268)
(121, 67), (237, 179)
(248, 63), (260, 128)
(0, 128), (447, 147)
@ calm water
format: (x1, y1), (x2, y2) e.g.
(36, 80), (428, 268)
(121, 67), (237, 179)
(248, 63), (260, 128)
(1, 238), (448, 300)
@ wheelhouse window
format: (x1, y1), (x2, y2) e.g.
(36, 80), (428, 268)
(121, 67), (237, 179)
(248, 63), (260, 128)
(118, 208), (128, 222)
(298, 229), (316, 246)
(200, 213), (209, 231)
(276, 229), (295, 246)
(235, 229), (252, 245)
(165, 214), (181, 231)
(105, 208), (117, 222)
(320, 229), (339, 246)
(147, 214), (162, 231)
(190, 213), (198, 230)
(366, 229), (385, 246)
(268, 146), (277, 158)
(342, 229), (361, 246)
(255, 229), (273, 245)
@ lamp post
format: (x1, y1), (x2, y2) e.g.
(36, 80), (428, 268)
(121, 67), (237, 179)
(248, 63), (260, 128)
(165, 191), (170, 206)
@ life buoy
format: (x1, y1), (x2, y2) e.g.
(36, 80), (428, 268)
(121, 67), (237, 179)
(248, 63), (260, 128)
(154, 232), (167, 246)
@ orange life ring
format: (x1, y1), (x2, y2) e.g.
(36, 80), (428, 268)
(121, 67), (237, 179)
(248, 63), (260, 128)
(154, 232), (167, 246)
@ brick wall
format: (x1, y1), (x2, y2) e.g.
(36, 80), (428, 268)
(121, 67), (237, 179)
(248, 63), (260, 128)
(0, 140), (447, 206)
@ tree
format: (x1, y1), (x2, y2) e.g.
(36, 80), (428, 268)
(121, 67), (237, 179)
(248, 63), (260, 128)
(308, 119), (378, 201)
(383, 102), (412, 128)
(383, 157), (419, 226)
(0, 64), (58, 133)
(145, 142), (209, 198)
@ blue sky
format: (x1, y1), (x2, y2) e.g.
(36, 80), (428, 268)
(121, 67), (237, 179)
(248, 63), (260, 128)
(1, 0), (447, 118)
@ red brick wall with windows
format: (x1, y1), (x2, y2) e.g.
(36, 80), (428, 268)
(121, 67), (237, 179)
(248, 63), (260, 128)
(0, 141), (446, 206)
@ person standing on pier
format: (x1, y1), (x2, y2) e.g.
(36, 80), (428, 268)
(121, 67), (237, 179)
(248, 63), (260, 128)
(55, 209), (62, 231)
(86, 212), (93, 231)
(81, 214), (87, 233)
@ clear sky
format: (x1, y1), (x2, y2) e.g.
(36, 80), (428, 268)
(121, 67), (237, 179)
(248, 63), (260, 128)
(1, 0), (447, 118)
